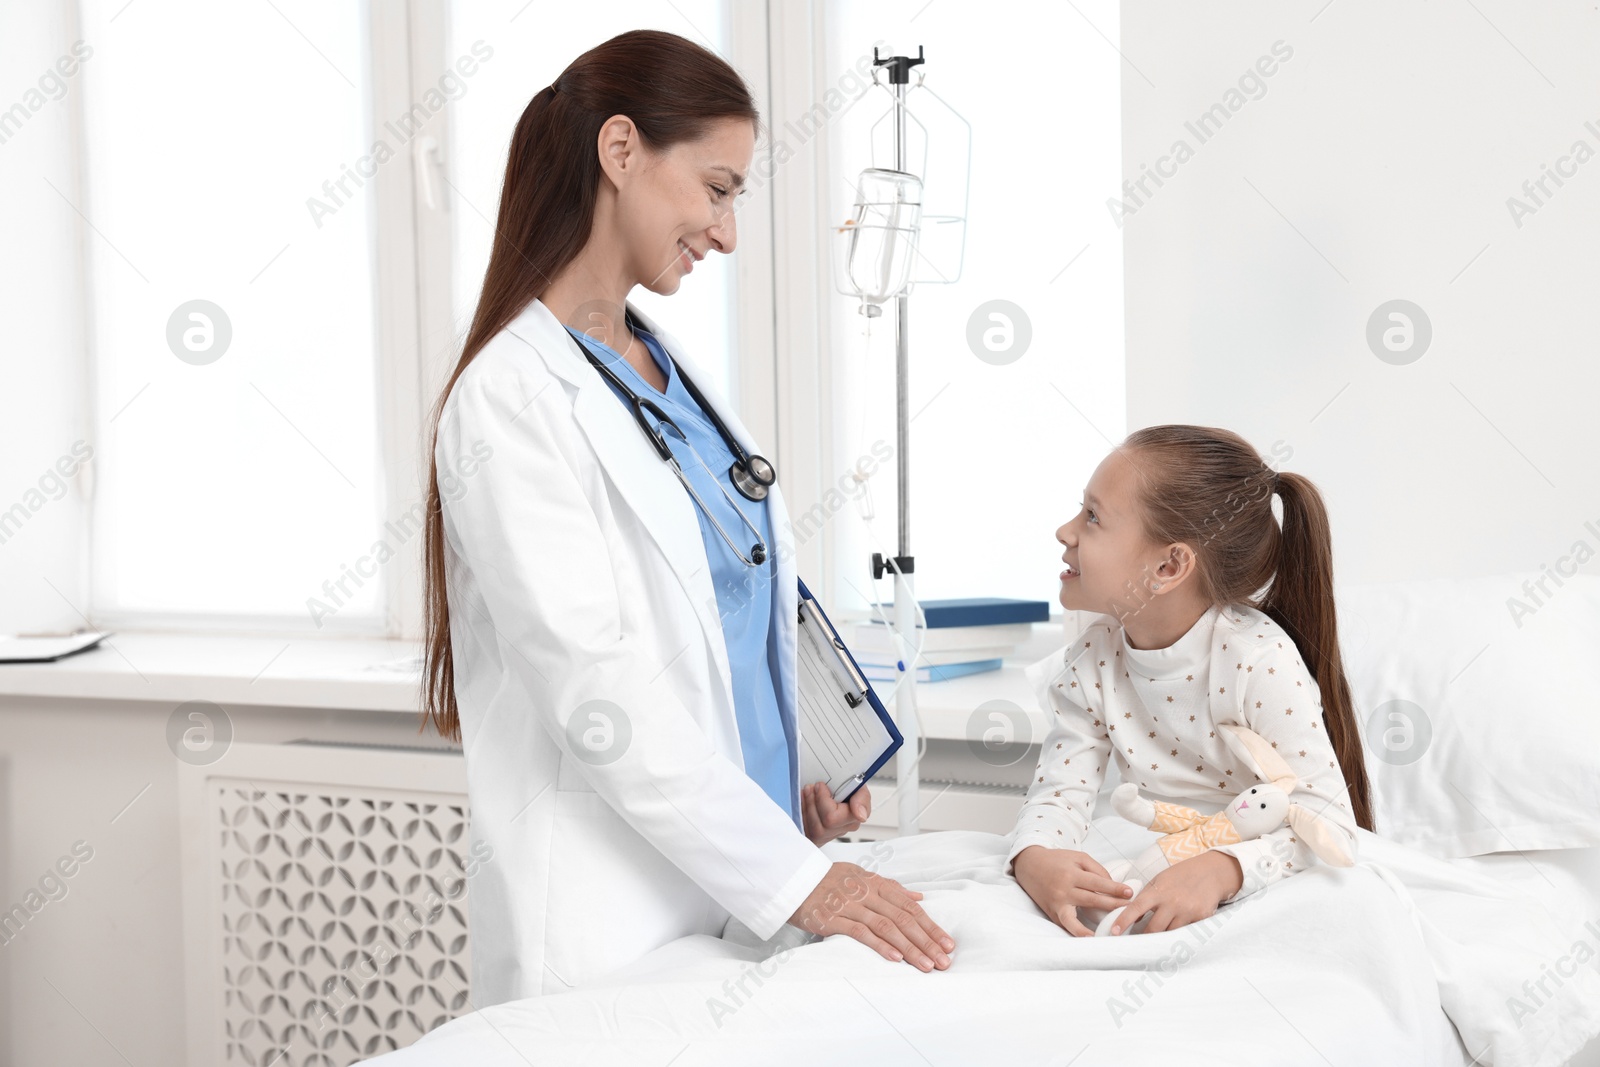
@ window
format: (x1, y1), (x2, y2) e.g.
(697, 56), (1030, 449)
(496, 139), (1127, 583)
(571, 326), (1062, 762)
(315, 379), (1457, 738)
(78, 0), (743, 636)
(68, 0), (1118, 635)
(80, 0), (386, 631)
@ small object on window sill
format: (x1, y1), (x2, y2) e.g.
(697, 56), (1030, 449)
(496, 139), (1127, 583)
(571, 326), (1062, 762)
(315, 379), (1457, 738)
(0, 630), (113, 664)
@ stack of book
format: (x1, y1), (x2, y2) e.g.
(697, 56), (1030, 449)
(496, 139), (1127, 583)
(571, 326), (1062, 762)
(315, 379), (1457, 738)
(852, 597), (1051, 684)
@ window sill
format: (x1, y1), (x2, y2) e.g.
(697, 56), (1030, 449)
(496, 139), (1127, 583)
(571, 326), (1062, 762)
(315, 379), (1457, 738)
(0, 614), (1076, 725)
(0, 630), (423, 713)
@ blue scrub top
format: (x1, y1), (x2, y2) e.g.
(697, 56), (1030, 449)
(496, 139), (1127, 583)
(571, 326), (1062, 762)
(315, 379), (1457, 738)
(565, 322), (798, 826)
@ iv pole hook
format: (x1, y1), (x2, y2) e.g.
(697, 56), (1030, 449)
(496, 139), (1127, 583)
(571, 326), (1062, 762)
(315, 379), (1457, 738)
(872, 46), (925, 85)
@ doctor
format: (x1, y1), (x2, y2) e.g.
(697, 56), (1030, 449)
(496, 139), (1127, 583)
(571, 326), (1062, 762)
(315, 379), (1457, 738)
(418, 30), (953, 1008)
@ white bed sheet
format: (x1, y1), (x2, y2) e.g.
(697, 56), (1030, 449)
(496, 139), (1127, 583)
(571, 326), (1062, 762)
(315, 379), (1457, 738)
(360, 820), (1600, 1067)
(1453, 845), (1600, 1067)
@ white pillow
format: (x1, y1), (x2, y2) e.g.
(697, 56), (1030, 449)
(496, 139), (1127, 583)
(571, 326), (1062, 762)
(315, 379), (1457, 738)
(1337, 572), (1600, 857)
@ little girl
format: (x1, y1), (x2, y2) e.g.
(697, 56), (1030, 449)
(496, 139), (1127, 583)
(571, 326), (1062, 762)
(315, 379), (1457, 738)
(1008, 425), (1373, 937)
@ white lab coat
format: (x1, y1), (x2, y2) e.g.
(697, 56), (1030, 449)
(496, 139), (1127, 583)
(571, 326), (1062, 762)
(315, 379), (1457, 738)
(434, 297), (833, 1009)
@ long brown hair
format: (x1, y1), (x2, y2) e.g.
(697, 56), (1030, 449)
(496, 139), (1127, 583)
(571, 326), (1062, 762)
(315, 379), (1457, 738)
(418, 30), (761, 742)
(1120, 425), (1374, 832)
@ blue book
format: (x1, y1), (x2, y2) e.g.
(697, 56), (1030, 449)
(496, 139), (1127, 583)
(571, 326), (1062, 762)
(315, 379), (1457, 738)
(871, 597), (1051, 629)
(861, 658), (1004, 683)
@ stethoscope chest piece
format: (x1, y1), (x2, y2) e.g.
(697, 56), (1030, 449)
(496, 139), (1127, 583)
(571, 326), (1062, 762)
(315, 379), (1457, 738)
(730, 454), (776, 502)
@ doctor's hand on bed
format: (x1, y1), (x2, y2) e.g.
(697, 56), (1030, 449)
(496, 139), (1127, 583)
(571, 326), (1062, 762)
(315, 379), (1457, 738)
(786, 859), (955, 973)
(1012, 846), (1138, 937)
(801, 781), (870, 846)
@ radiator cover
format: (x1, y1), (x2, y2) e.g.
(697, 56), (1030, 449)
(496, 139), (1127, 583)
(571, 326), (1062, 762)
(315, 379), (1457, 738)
(179, 741), (474, 1066)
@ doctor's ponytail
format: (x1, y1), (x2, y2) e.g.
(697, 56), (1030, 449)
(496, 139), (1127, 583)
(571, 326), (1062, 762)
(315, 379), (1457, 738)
(419, 30), (761, 742)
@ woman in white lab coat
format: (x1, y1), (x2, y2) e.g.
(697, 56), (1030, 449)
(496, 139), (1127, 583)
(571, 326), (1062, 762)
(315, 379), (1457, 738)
(418, 30), (953, 1008)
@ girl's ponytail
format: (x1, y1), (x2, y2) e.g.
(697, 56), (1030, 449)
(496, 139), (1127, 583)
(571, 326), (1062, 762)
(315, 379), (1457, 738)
(1259, 472), (1374, 832)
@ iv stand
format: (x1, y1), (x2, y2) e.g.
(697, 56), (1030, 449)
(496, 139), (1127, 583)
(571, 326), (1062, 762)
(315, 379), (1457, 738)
(868, 46), (925, 838)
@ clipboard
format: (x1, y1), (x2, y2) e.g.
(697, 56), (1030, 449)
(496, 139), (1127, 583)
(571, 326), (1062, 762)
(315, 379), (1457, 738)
(796, 578), (903, 804)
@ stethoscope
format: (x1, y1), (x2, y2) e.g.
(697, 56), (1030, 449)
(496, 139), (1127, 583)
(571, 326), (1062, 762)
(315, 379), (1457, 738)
(566, 317), (776, 566)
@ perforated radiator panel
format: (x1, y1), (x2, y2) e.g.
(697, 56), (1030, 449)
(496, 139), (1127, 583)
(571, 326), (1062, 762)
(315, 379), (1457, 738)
(188, 752), (475, 1066)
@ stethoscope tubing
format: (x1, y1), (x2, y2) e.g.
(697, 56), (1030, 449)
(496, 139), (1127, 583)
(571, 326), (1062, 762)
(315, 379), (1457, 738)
(571, 327), (772, 567)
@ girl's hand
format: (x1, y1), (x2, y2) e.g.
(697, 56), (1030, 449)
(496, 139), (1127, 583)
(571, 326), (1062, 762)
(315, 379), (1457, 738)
(802, 781), (870, 846)
(1011, 845), (1135, 937)
(787, 861), (955, 972)
(1110, 850), (1243, 934)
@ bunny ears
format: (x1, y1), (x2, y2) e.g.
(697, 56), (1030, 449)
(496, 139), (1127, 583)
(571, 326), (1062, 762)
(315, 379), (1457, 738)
(1218, 723), (1356, 868)
(1219, 723), (1298, 792)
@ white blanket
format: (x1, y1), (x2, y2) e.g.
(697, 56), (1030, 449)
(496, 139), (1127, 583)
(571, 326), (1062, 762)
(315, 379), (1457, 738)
(361, 821), (1600, 1066)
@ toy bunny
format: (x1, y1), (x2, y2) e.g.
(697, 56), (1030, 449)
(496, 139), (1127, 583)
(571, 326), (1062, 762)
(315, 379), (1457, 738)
(1093, 722), (1355, 936)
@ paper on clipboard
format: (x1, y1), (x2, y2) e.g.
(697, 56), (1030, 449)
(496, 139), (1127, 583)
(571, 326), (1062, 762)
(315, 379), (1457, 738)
(795, 579), (903, 803)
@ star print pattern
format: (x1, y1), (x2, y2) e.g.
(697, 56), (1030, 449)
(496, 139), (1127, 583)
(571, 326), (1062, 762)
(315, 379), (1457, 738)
(1008, 603), (1360, 902)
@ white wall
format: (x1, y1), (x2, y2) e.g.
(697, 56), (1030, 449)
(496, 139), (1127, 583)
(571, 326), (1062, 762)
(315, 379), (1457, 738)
(0, 2), (93, 635)
(1119, 0), (1600, 587)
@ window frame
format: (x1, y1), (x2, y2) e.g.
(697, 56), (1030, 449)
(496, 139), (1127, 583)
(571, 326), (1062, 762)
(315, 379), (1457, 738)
(75, 0), (860, 639)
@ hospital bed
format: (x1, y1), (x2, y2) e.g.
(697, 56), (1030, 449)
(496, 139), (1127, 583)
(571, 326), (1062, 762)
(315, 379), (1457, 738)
(358, 573), (1600, 1066)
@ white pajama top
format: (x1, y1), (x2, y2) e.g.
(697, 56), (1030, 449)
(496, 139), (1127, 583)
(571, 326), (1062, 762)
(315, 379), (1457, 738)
(1006, 603), (1361, 902)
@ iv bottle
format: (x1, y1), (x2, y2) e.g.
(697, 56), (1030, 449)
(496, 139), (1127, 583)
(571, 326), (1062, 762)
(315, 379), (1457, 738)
(845, 168), (923, 307)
